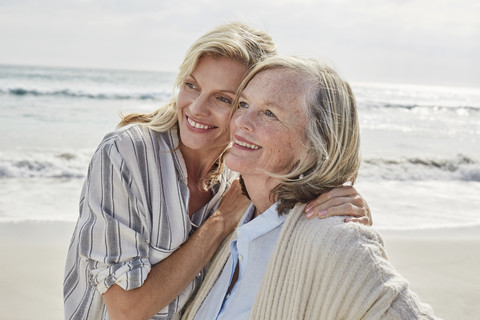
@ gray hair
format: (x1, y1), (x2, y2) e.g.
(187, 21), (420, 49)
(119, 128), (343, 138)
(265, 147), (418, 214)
(234, 56), (361, 214)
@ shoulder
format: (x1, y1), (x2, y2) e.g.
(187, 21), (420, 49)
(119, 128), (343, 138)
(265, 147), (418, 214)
(87, 125), (153, 172)
(285, 204), (386, 259)
(95, 124), (176, 157)
(99, 124), (153, 148)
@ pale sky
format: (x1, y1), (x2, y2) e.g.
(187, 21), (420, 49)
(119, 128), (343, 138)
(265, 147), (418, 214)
(1, 0), (479, 87)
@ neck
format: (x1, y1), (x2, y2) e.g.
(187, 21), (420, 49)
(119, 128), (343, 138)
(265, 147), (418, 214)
(179, 142), (226, 189)
(241, 174), (280, 217)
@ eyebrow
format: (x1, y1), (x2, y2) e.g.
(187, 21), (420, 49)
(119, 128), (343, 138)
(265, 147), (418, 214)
(221, 89), (237, 95)
(240, 91), (279, 108)
(187, 74), (237, 95)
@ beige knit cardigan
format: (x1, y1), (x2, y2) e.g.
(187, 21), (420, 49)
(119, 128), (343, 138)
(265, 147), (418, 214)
(182, 203), (438, 320)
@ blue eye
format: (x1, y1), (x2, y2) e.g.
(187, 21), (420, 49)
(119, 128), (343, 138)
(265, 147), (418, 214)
(184, 82), (196, 90)
(239, 101), (248, 109)
(218, 96), (232, 104)
(265, 110), (276, 118)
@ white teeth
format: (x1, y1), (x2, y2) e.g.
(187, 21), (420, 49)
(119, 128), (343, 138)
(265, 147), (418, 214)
(235, 138), (260, 150)
(187, 117), (214, 130)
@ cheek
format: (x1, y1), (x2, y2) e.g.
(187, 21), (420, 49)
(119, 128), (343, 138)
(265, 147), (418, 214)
(215, 108), (233, 133)
(218, 129), (231, 143)
(229, 114), (238, 136)
(221, 108), (233, 125)
(262, 141), (294, 172)
(267, 131), (305, 172)
(176, 93), (188, 113)
(177, 89), (196, 111)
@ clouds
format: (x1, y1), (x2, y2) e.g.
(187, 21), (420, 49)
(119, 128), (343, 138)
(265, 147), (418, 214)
(0, 0), (478, 87)
(263, 0), (480, 86)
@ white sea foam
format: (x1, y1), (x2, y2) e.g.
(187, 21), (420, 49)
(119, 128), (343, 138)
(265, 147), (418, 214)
(1, 87), (170, 100)
(353, 81), (480, 109)
(360, 155), (480, 182)
(0, 150), (92, 178)
(2, 150), (479, 183)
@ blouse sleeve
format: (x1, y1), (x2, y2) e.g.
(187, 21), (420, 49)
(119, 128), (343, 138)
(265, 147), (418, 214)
(77, 135), (152, 294)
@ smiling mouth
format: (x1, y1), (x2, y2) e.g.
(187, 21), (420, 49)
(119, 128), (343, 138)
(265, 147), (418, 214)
(187, 116), (216, 130)
(234, 138), (260, 150)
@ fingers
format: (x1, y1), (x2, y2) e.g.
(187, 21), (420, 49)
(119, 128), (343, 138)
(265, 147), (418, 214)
(304, 185), (373, 226)
(221, 180), (247, 203)
(344, 216), (370, 226)
(363, 202), (373, 226)
(304, 186), (358, 212)
(305, 202), (372, 226)
(304, 201), (371, 226)
(214, 180), (252, 232)
(305, 200), (365, 219)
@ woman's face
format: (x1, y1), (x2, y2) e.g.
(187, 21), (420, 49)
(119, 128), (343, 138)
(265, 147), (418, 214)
(177, 55), (248, 154)
(226, 68), (309, 179)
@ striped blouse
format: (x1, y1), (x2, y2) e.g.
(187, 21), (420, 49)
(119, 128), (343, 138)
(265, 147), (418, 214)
(64, 124), (233, 320)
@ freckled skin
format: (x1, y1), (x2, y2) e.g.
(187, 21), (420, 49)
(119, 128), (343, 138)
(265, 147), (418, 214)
(226, 68), (310, 180)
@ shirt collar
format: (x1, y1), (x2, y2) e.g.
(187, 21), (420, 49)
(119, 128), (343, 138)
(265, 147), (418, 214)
(237, 202), (287, 242)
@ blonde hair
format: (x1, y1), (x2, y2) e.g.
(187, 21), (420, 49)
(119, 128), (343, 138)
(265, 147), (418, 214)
(119, 22), (276, 130)
(119, 22), (277, 188)
(234, 56), (361, 214)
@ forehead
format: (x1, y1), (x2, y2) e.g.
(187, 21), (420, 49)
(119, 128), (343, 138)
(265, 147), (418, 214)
(192, 55), (248, 87)
(245, 68), (309, 106)
(244, 68), (310, 122)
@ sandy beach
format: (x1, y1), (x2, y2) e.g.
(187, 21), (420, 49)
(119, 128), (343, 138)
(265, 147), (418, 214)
(1, 221), (478, 320)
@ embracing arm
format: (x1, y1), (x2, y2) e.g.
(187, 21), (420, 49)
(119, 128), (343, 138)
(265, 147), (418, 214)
(103, 180), (250, 320)
(79, 128), (250, 320)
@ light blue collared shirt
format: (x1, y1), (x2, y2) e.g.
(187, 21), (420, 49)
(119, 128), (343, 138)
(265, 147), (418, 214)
(193, 202), (287, 320)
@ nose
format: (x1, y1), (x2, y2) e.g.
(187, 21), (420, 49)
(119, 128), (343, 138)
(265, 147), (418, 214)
(233, 108), (255, 132)
(189, 93), (210, 117)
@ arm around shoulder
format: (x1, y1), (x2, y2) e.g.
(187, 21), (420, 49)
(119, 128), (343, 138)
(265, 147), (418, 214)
(103, 196), (247, 320)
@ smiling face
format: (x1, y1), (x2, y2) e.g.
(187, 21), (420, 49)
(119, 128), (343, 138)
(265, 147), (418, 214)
(226, 68), (310, 182)
(177, 55), (248, 157)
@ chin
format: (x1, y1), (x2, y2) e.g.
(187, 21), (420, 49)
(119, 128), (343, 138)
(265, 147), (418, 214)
(225, 156), (238, 171)
(225, 157), (249, 174)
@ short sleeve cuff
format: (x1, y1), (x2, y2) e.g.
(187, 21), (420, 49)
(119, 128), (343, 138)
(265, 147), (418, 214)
(89, 257), (151, 294)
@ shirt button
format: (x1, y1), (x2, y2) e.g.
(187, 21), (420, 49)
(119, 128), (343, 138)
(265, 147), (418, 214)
(239, 255), (244, 261)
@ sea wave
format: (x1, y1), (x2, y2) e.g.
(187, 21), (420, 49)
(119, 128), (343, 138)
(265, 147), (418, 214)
(359, 155), (480, 182)
(352, 82), (480, 110)
(0, 151), (91, 179)
(357, 102), (480, 111)
(2, 86), (480, 111)
(0, 87), (168, 100)
(2, 151), (479, 182)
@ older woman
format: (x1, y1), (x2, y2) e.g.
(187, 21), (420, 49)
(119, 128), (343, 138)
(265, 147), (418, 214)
(64, 23), (371, 320)
(182, 56), (437, 319)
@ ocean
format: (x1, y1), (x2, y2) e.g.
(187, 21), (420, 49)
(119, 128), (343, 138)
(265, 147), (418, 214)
(1, 64), (479, 230)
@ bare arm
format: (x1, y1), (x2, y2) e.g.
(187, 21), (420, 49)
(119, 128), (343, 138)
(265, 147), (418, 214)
(304, 186), (372, 225)
(103, 180), (251, 320)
